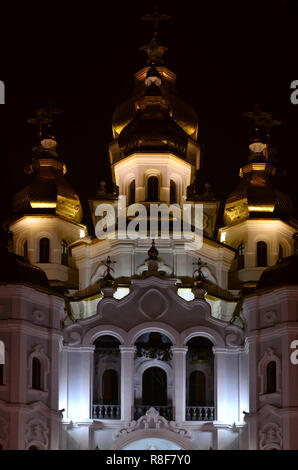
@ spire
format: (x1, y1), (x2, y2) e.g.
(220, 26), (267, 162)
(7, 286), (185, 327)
(140, 6), (171, 64)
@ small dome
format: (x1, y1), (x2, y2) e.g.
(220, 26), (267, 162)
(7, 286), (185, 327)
(0, 249), (50, 289)
(224, 164), (294, 225)
(12, 159), (83, 223)
(257, 256), (298, 290)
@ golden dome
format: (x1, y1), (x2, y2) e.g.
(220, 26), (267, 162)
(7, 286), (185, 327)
(223, 158), (294, 225)
(112, 66), (198, 141)
(12, 152), (83, 224)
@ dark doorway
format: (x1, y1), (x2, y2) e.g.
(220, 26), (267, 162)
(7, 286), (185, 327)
(102, 369), (118, 404)
(189, 371), (206, 405)
(142, 367), (167, 406)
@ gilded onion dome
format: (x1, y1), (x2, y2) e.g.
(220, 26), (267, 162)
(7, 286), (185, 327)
(112, 66), (198, 142)
(223, 107), (294, 226)
(12, 107), (83, 224)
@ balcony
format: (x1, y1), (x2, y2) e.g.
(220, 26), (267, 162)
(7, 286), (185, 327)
(186, 406), (215, 421)
(134, 405), (173, 421)
(92, 404), (120, 420)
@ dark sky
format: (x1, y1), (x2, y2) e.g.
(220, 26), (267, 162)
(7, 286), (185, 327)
(0, 0), (298, 232)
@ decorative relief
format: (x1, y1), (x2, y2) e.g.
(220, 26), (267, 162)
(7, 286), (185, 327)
(32, 309), (45, 322)
(115, 407), (191, 439)
(259, 422), (282, 450)
(263, 311), (277, 325)
(64, 325), (83, 346)
(25, 418), (49, 450)
(139, 289), (168, 320)
(224, 324), (244, 348)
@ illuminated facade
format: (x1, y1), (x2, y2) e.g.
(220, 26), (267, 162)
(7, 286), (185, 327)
(0, 12), (297, 451)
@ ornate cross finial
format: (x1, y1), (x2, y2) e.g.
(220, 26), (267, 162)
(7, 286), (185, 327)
(140, 6), (171, 65)
(100, 256), (116, 278)
(148, 240), (159, 260)
(243, 104), (281, 142)
(141, 5), (171, 33)
(192, 258), (207, 276)
(27, 102), (63, 139)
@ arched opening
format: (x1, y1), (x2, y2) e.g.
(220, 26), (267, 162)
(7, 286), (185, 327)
(186, 337), (215, 421)
(147, 176), (159, 202)
(23, 240), (28, 260)
(142, 367), (167, 406)
(28, 445), (41, 450)
(39, 238), (50, 263)
(189, 371), (206, 405)
(266, 361), (277, 394)
(129, 179), (135, 205)
(93, 335), (121, 419)
(135, 332), (172, 420)
(102, 369), (118, 404)
(257, 241), (267, 267)
(237, 243), (245, 270)
(170, 180), (176, 204)
(61, 240), (68, 266)
(32, 357), (42, 390)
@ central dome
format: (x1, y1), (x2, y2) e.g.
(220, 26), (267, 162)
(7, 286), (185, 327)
(112, 66), (198, 142)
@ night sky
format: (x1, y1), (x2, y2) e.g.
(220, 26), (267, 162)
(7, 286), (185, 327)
(0, 0), (298, 233)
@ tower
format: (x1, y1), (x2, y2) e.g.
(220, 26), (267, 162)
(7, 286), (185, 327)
(8, 105), (87, 292)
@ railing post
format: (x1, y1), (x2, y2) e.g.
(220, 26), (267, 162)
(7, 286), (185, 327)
(120, 346), (136, 422)
(171, 346), (188, 423)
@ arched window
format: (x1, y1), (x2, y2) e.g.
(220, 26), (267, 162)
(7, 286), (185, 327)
(32, 357), (42, 390)
(170, 180), (176, 204)
(266, 361), (277, 394)
(237, 243), (245, 270)
(39, 238), (50, 263)
(102, 370), (118, 404)
(23, 240), (28, 260)
(61, 240), (68, 266)
(142, 367), (167, 406)
(147, 176), (159, 202)
(189, 371), (206, 406)
(257, 241), (267, 267)
(129, 180), (135, 205)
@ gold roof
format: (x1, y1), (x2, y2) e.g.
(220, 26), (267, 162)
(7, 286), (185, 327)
(112, 66), (198, 141)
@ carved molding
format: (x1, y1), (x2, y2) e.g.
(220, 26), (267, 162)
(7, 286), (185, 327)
(115, 407), (191, 439)
(25, 418), (49, 450)
(259, 422), (282, 450)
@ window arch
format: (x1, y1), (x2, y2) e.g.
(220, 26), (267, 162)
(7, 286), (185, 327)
(266, 361), (277, 394)
(61, 240), (68, 266)
(32, 357), (42, 390)
(170, 180), (177, 204)
(39, 238), (50, 263)
(257, 241), (267, 267)
(258, 348), (281, 396)
(147, 176), (159, 202)
(142, 367), (167, 406)
(129, 179), (135, 205)
(28, 346), (50, 392)
(237, 243), (245, 270)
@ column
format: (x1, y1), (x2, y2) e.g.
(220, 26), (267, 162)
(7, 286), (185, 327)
(171, 347), (188, 423)
(120, 346), (136, 422)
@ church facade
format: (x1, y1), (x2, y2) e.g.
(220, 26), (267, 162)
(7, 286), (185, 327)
(0, 14), (298, 451)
